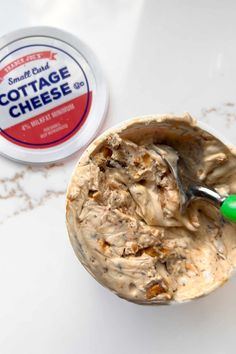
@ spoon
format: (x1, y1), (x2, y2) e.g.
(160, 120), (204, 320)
(150, 144), (236, 223)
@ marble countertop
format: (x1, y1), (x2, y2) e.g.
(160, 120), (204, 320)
(1, 1), (236, 353)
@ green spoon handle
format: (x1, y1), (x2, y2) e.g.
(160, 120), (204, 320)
(220, 195), (236, 222)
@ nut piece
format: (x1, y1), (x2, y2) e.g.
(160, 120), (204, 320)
(142, 153), (152, 166)
(98, 239), (110, 252)
(131, 242), (139, 253)
(159, 247), (171, 256)
(146, 283), (166, 299)
(144, 246), (158, 257)
(185, 262), (198, 273)
(108, 181), (120, 190)
(102, 146), (112, 158)
(92, 191), (102, 202)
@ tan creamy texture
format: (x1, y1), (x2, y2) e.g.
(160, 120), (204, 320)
(66, 114), (236, 304)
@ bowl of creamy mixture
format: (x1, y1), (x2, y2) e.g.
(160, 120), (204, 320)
(66, 113), (236, 304)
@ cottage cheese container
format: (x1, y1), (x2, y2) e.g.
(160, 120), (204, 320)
(0, 27), (108, 164)
(66, 114), (236, 304)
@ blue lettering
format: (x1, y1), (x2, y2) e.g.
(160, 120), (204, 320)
(4, 66), (73, 119)
(18, 84), (28, 97)
(48, 71), (60, 84)
(9, 105), (20, 118)
(41, 91), (52, 105)
(0, 94), (9, 106)
(51, 87), (62, 100)
(60, 66), (71, 79)
(19, 100), (33, 115)
(38, 77), (50, 90)
(8, 78), (14, 85)
(8, 90), (20, 101)
(61, 83), (72, 96)
(31, 96), (43, 109)
(27, 80), (38, 93)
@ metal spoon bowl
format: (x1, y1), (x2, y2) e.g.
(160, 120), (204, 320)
(150, 144), (236, 222)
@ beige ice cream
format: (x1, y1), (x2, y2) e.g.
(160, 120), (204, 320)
(66, 114), (236, 304)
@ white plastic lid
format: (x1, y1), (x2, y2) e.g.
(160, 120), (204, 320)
(0, 27), (108, 164)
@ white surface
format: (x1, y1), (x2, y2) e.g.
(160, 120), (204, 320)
(0, 1), (236, 353)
